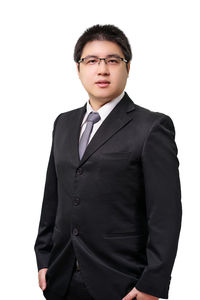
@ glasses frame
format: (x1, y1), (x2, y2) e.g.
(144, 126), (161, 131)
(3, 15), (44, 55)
(78, 55), (128, 65)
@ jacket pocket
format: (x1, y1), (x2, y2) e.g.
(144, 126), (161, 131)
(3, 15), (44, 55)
(100, 151), (132, 160)
(103, 231), (147, 239)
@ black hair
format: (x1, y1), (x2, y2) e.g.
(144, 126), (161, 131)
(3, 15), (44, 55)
(74, 24), (132, 72)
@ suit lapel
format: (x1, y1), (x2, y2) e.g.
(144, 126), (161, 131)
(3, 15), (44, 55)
(70, 92), (136, 168)
(68, 102), (87, 167)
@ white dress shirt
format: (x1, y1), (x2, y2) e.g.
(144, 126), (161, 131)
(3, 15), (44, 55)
(79, 91), (125, 144)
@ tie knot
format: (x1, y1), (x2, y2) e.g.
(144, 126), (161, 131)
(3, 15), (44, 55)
(87, 111), (101, 124)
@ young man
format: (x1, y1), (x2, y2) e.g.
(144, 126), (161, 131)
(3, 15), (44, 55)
(34, 24), (182, 300)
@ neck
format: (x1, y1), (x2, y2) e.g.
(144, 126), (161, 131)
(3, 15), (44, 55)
(88, 92), (122, 111)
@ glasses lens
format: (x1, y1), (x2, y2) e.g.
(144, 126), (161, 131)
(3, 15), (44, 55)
(84, 57), (99, 64)
(82, 56), (123, 65)
(106, 57), (121, 64)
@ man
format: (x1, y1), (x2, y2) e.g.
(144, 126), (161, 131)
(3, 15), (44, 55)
(34, 24), (182, 300)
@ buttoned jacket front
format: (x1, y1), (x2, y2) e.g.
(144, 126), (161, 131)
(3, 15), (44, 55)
(34, 92), (182, 300)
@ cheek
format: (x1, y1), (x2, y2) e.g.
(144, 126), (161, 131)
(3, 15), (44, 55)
(82, 73), (95, 87)
(113, 73), (127, 87)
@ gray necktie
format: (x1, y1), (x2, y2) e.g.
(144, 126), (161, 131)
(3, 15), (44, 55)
(79, 111), (101, 160)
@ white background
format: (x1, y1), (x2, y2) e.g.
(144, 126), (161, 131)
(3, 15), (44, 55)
(0, 0), (199, 299)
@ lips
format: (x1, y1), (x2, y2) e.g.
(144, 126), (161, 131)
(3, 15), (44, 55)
(95, 80), (110, 88)
(96, 80), (110, 84)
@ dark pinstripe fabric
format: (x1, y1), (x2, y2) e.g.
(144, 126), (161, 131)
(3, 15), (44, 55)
(43, 263), (94, 300)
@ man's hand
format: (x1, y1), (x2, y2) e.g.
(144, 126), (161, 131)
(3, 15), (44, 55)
(38, 268), (48, 291)
(122, 287), (159, 300)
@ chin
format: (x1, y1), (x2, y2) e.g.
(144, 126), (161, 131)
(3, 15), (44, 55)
(94, 94), (114, 101)
(92, 89), (115, 99)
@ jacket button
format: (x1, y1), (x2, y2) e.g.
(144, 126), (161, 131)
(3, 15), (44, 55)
(73, 228), (79, 235)
(76, 168), (83, 175)
(74, 197), (80, 205)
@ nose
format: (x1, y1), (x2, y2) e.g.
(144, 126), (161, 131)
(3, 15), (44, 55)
(97, 59), (110, 75)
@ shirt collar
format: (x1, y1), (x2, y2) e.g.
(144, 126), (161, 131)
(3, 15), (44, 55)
(81, 91), (125, 126)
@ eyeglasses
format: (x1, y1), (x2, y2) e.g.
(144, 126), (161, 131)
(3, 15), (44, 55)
(78, 55), (128, 66)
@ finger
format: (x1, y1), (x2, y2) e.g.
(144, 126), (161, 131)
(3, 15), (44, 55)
(122, 291), (137, 300)
(40, 279), (47, 291)
(39, 275), (47, 291)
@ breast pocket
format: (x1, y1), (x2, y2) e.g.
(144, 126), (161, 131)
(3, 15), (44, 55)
(100, 151), (132, 160)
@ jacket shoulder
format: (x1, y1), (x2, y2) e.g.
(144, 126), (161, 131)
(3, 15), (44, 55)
(133, 102), (173, 129)
(53, 106), (84, 126)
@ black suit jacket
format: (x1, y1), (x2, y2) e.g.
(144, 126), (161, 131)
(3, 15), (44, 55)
(34, 92), (182, 300)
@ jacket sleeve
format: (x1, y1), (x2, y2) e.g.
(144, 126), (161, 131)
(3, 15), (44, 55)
(134, 114), (182, 299)
(34, 113), (62, 271)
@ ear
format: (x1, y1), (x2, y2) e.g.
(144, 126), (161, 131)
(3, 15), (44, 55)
(76, 63), (80, 72)
(127, 61), (131, 75)
(76, 63), (80, 76)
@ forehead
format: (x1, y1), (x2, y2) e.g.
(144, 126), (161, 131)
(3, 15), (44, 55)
(81, 40), (124, 57)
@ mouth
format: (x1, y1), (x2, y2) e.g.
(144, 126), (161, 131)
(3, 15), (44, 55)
(95, 80), (110, 88)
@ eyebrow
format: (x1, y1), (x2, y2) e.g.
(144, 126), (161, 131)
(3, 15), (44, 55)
(83, 54), (122, 59)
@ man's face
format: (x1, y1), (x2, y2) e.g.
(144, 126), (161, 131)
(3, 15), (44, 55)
(77, 40), (130, 103)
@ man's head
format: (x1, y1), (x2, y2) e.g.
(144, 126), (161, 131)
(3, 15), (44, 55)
(74, 24), (132, 104)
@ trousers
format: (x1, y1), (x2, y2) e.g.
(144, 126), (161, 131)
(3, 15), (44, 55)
(43, 262), (94, 300)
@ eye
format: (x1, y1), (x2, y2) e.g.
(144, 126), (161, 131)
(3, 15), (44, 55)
(86, 59), (98, 64)
(107, 58), (120, 64)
